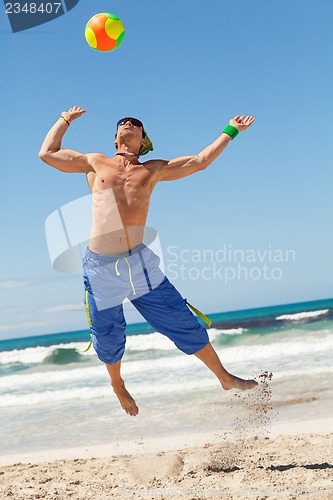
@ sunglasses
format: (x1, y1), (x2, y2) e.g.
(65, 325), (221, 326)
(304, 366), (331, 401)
(117, 117), (144, 129)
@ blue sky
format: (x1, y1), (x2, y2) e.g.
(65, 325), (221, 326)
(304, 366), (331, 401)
(1, 0), (332, 339)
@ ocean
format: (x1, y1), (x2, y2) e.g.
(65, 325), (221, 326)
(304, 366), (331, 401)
(1, 298), (333, 457)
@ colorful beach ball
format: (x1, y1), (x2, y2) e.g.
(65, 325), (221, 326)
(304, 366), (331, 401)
(85, 13), (125, 52)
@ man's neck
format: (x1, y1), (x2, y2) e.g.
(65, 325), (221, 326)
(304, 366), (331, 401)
(115, 152), (141, 165)
(116, 141), (140, 157)
(115, 152), (138, 157)
(115, 150), (142, 167)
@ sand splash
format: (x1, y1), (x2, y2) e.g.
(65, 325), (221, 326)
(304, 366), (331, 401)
(206, 371), (275, 472)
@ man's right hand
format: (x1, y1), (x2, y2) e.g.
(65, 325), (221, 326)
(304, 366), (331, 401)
(61, 105), (87, 123)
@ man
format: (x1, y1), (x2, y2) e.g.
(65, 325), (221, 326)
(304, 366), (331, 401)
(39, 106), (257, 417)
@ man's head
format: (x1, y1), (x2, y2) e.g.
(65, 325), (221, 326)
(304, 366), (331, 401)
(114, 117), (153, 156)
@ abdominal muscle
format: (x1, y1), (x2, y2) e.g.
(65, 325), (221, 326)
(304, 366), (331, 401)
(89, 224), (147, 255)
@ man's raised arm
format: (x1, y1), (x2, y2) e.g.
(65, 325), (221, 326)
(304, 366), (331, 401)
(155, 115), (255, 182)
(39, 106), (94, 174)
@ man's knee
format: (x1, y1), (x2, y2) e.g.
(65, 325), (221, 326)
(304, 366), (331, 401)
(175, 335), (209, 356)
(92, 334), (125, 365)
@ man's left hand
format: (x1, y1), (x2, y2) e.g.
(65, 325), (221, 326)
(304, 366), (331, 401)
(229, 115), (255, 132)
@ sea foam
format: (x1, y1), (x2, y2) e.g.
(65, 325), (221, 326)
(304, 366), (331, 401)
(276, 309), (329, 321)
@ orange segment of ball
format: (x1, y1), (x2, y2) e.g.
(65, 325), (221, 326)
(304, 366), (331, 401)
(89, 14), (117, 52)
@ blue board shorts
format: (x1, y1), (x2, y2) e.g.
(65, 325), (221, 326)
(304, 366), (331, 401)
(83, 243), (209, 365)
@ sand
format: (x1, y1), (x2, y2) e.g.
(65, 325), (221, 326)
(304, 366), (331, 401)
(1, 374), (333, 499)
(0, 428), (332, 499)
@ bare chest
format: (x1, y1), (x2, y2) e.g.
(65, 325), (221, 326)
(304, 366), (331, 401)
(88, 160), (157, 205)
(101, 166), (152, 190)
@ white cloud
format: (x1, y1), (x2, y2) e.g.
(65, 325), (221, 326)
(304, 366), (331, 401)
(41, 303), (84, 313)
(0, 321), (49, 333)
(0, 279), (34, 290)
(41, 300), (141, 314)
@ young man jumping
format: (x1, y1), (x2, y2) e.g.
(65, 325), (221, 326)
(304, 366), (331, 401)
(39, 107), (257, 416)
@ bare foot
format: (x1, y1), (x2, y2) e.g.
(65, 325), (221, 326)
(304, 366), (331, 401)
(111, 379), (139, 416)
(220, 374), (258, 391)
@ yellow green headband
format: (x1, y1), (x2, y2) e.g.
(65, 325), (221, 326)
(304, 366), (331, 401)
(139, 131), (153, 156)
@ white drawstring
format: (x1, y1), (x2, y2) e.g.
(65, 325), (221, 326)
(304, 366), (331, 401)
(115, 257), (136, 295)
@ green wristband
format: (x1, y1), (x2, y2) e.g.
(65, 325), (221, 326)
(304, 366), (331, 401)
(222, 125), (239, 140)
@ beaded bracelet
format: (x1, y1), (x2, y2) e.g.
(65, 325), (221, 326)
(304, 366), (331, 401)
(60, 115), (70, 126)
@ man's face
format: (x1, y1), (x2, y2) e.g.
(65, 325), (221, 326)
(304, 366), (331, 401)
(114, 117), (146, 154)
(116, 118), (145, 140)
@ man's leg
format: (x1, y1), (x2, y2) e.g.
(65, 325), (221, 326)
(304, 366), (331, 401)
(106, 360), (139, 416)
(83, 264), (138, 415)
(131, 276), (258, 392)
(194, 342), (258, 390)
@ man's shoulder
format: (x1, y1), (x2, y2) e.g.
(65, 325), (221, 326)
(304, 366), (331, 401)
(86, 152), (108, 161)
(86, 153), (119, 166)
(142, 158), (167, 170)
(84, 153), (116, 174)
